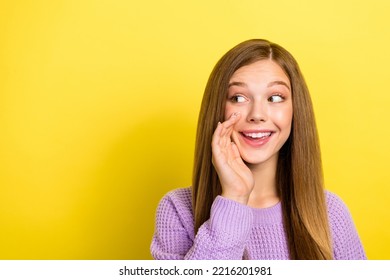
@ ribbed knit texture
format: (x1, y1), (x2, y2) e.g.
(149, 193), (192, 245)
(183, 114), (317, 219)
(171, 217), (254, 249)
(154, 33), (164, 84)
(151, 188), (366, 260)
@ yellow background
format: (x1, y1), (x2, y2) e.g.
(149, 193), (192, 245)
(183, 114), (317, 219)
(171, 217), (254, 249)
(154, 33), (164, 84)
(1, 0), (389, 259)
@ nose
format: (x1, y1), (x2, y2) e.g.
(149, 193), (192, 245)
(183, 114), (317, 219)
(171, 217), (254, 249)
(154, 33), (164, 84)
(246, 101), (267, 123)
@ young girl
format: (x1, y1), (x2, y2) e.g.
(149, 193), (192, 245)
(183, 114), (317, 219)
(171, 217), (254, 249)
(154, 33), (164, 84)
(151, 39), (366, 260)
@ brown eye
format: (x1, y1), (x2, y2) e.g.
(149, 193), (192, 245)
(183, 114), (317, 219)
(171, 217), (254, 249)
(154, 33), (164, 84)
(230, 95), (246, 103)
(268, 95), (284, 103)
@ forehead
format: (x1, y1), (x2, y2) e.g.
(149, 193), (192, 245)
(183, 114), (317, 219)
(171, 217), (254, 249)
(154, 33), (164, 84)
(230, 59), (290, 85)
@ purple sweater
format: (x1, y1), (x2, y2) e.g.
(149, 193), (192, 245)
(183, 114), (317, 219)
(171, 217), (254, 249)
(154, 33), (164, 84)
(151, 188), (366, 260)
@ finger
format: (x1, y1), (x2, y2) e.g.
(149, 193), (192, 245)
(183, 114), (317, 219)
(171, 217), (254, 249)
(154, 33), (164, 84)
(218, 126), (235, 151)
(220, 112), (240, 140)
(230, 142), (241, 159)
(221, 112), (241, 130)
(211, 122), (223, 148)
(213, 112), (241, 152)
(226, 141), (235, 163)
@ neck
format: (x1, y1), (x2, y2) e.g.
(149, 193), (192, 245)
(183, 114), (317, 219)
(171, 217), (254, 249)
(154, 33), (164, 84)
(246, 154), (279, 208)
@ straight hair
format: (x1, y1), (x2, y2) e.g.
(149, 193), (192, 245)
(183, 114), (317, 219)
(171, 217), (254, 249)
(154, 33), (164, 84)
(192, 39), (332, 259)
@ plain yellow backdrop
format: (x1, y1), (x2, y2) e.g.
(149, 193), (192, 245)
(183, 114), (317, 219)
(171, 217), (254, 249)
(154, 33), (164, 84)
(1, 0), (389, 259)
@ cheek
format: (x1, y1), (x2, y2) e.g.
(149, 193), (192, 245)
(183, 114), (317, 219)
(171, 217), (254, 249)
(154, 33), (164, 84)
(272, 106), (293, 131)
(224, 103), (246, 121)
(224, 103), (234, 121)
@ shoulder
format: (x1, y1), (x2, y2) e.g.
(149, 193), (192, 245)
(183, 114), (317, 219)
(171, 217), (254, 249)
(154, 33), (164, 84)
(325, 190), (354, 230)
(155, 187), (194, 237)
(324, 190), (366, 259)
(158, 187), (193, 213)
(325, 191), (349, 215)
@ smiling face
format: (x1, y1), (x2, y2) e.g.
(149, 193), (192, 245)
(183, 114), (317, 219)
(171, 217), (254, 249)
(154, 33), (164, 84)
(225, 59), (293, 168)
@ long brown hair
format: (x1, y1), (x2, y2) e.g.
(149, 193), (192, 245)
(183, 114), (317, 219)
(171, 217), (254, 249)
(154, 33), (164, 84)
(192, 39), (332, 259)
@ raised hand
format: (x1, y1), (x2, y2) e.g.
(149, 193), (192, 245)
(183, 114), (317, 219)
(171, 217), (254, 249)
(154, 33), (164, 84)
(211, 112), (255, 205)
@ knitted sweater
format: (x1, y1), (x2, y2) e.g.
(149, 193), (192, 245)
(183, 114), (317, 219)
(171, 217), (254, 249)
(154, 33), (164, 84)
(151, 187), (366, 260)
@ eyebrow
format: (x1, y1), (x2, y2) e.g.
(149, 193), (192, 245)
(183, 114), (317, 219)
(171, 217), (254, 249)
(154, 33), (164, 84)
(228, 81), (247, 88)
(228, 80), (291, 91)
(267, 81), (291, 91)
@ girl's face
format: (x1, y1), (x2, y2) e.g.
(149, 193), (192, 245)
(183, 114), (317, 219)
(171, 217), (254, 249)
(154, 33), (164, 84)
(225, 59), (293, 168)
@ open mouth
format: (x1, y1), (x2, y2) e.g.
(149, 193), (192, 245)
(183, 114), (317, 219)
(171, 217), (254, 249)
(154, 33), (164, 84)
(239, 131), (273, 146)
(241, 131), (272, 140)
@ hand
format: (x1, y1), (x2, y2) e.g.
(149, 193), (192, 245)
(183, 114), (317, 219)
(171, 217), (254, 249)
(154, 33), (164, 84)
(211, 112), (255, 205)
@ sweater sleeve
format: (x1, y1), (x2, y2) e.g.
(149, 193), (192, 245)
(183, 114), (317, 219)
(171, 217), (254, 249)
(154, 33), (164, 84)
(326, 192), (367, 260)
(151, 189), (253, 260)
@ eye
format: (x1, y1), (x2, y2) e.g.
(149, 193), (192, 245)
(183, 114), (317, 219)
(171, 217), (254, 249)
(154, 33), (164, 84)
(230, 95), (247, 103)
(268, 95), (284, 103)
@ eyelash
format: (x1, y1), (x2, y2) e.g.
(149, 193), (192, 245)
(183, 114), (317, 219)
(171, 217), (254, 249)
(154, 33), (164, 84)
(229, 95), (246, 103)
(229, 94), (285, 103)
(268, 94), (285, 103)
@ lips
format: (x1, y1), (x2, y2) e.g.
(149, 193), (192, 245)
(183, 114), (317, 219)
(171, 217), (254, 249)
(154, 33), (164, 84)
(239, 130), (273, 147)
(242, 131), (272, 139)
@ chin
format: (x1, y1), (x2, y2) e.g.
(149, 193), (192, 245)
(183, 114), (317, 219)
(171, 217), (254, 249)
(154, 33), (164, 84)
(241, 153), (276, 166)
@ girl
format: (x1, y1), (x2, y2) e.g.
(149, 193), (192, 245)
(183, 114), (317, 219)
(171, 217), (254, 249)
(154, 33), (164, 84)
(151, 39), (366, 260)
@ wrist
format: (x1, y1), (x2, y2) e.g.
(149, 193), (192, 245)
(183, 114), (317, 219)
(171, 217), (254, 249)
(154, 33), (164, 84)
(221, 191), (250, 205)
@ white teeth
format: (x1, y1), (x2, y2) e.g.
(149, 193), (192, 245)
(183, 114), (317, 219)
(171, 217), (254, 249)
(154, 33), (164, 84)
(244, 132), (272, 139)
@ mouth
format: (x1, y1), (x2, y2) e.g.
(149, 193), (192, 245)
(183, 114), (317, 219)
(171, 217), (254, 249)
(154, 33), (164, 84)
(241, 131), (272, 139)
(239, 130), (274, 147)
